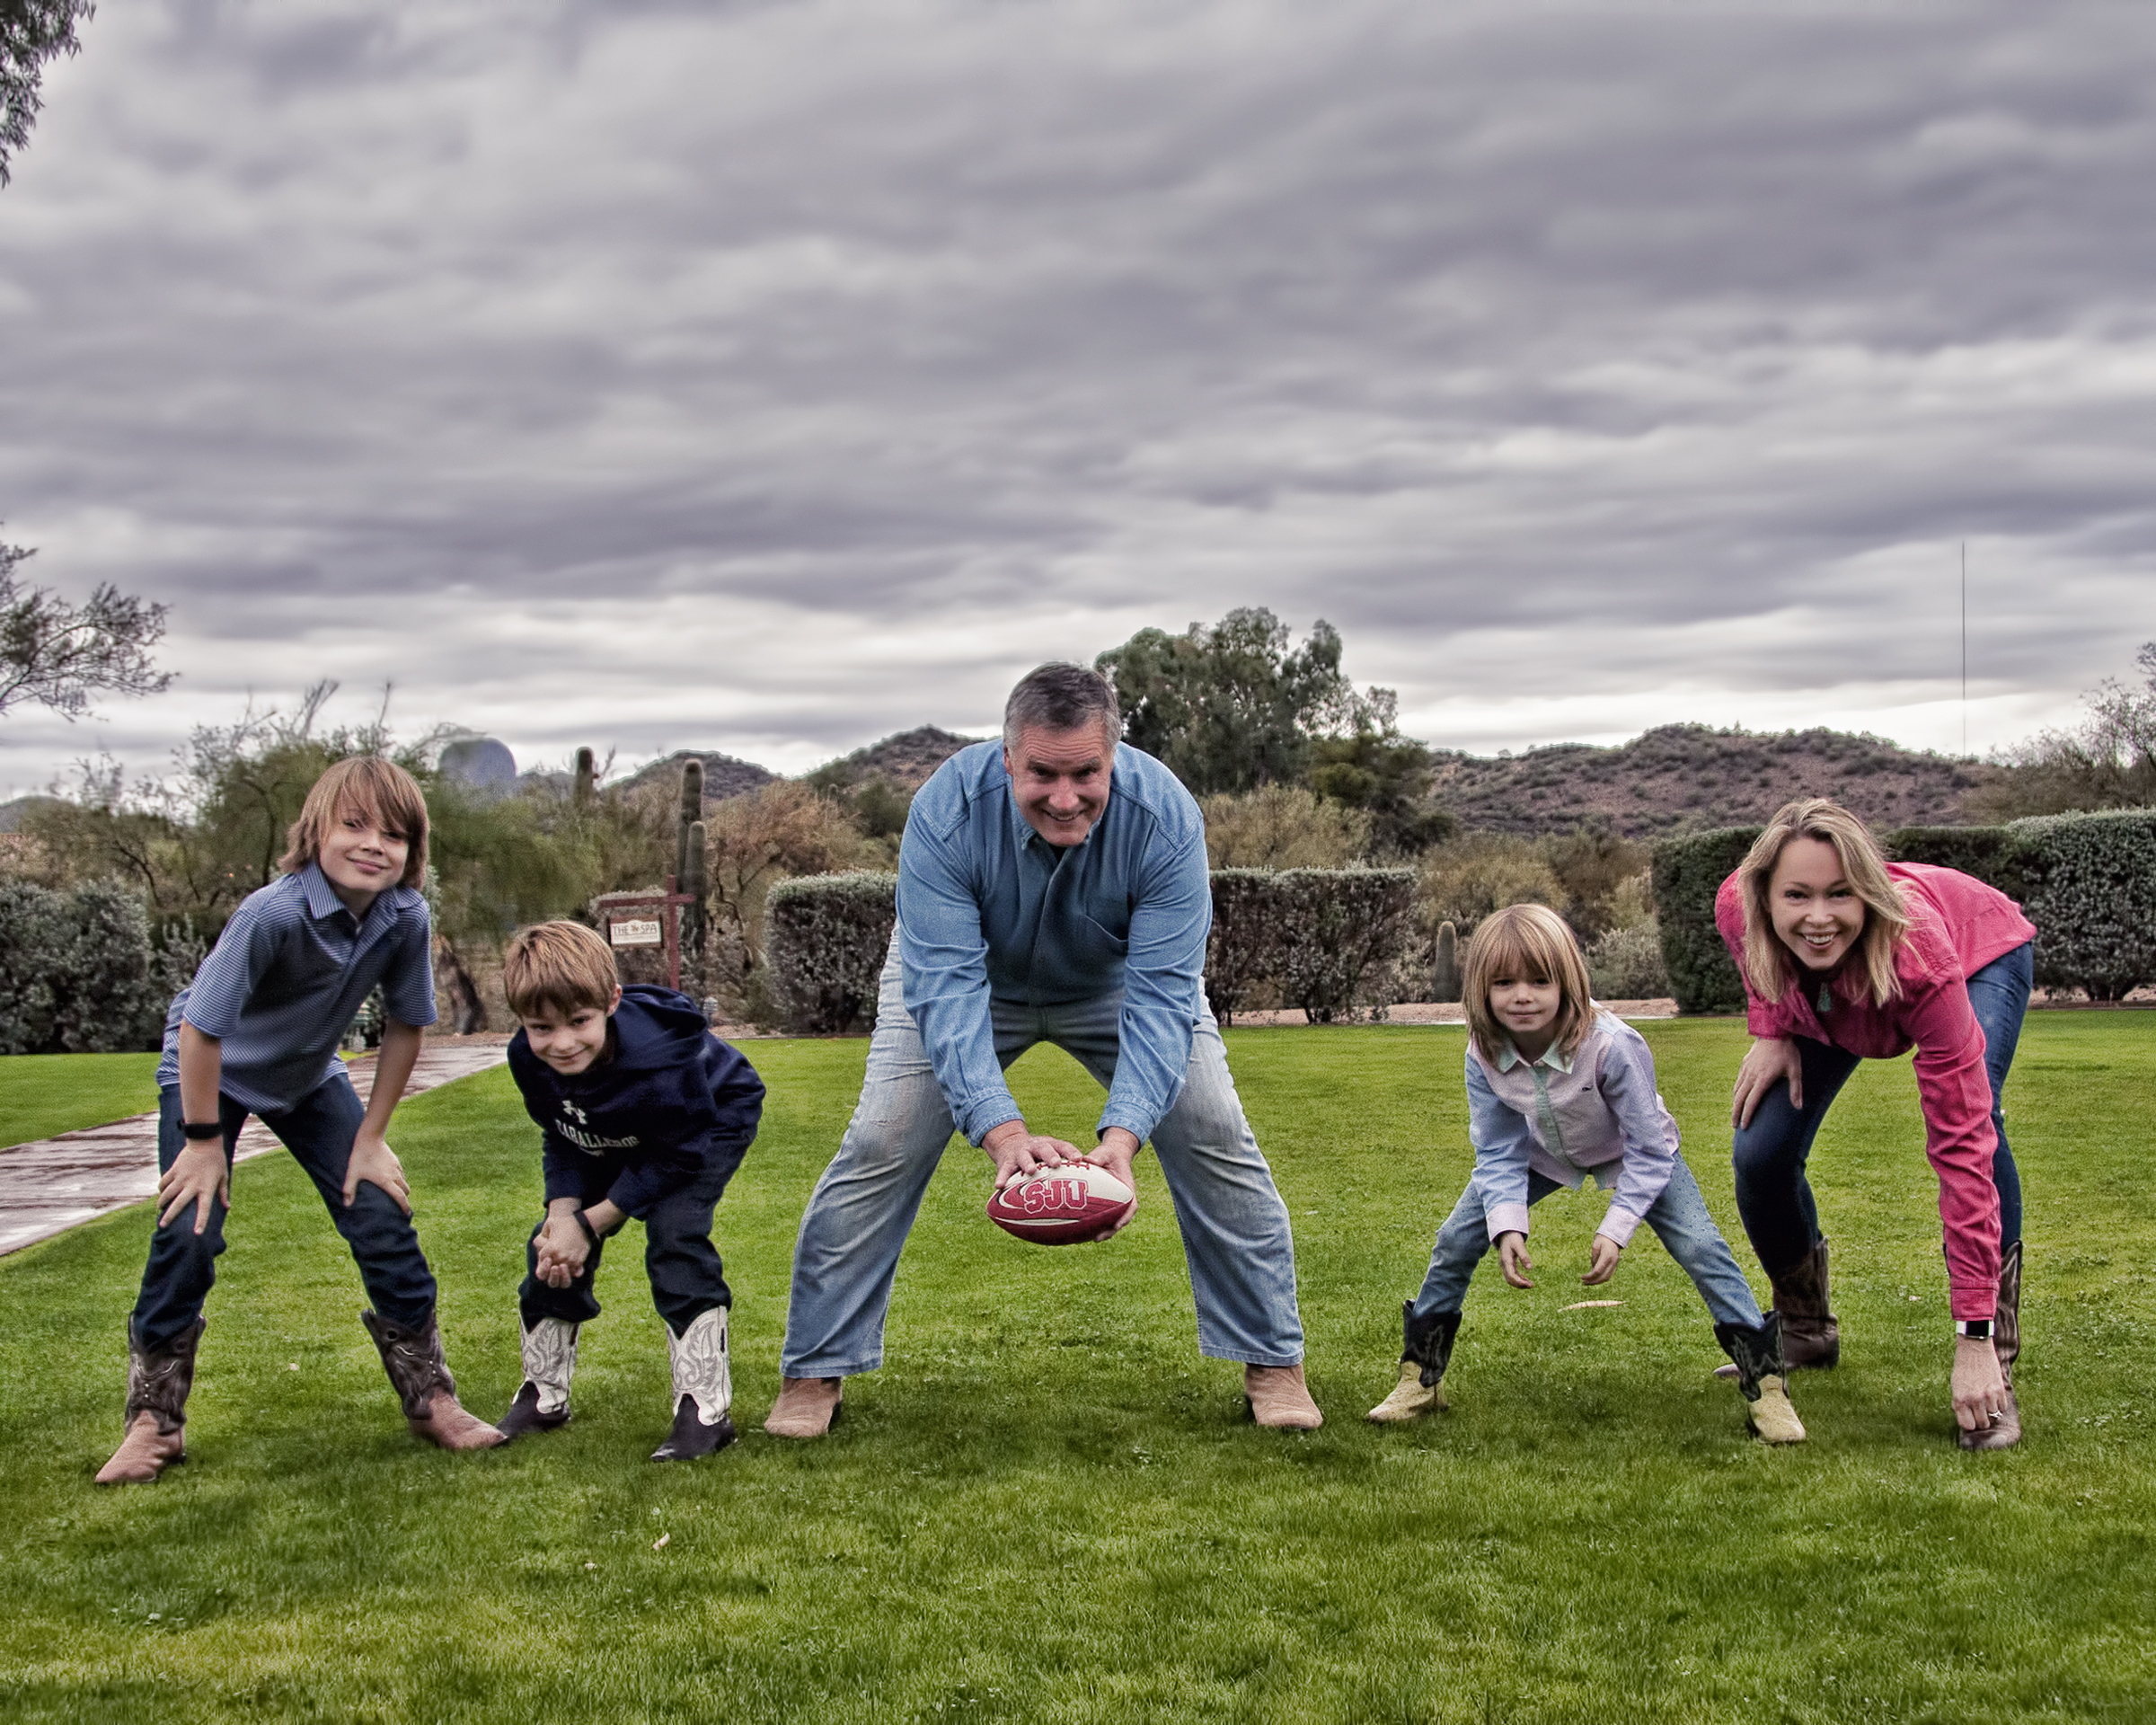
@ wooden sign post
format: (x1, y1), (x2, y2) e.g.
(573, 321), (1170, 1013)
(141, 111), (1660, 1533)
(591, 875), (701, 992)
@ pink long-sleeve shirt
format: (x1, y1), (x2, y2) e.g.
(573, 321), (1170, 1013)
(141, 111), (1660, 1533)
(1715, 862), (2036, 1319)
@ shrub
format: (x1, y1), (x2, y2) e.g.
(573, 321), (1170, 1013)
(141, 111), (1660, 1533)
(2006, 809), (2156, 1000)
(1588, 920), (1670, 1001)
(1268, 868), (1418, 1024)
(1884, 826), (2024, 898)
(764, 871), (898, 1034)
(1200, 785), (1370, 871)
(1417, 833), (1563, 943)
(0, 879), (172, 1054)
(1649, 827), (1762, 1014)
(1203, 869), (1282, 1024)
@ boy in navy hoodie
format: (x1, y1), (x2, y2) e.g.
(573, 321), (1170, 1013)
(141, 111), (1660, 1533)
(497, 921), (764, 1460)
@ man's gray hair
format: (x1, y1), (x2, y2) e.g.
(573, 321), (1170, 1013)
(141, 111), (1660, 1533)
(1003, 662), (1122, 750)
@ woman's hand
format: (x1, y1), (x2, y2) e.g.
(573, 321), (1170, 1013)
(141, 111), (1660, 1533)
(1950, 1336), (2010, 1433)
(1497, 1232), (1534, 1289)
(1732, 1037), (1804, 1129)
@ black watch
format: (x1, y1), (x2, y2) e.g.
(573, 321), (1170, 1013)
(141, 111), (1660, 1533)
(575, 1209), (602, 1250)
(182, 1120), (224, 1142)
(1956, 1318), (1993, 1341)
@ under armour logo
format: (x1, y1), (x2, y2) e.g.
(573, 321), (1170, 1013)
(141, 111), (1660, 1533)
(561, 1101), (588, 1125)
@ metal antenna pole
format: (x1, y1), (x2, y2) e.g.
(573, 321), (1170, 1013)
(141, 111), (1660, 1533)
(1960, 542), (1967, 756)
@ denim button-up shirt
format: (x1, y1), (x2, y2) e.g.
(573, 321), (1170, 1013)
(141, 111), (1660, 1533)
(897, 739), (1210, 1146)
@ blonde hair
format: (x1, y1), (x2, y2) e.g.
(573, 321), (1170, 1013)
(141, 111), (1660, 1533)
(503, 921), (620, 1020)
(1735, 797), (1911, 1009)
(1462, 904), (1595, 1064)
(278, 756), (429, 888)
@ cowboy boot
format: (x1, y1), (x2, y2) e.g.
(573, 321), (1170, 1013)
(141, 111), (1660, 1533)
(1767, 1237), (1840, 1369)
(1714, 1313), (1807, 1445)
(1367, 1304), (1463, 1422)
(360, 1309), (506, 1450)
(764, 1376), (844, 1438)
(96, 1318), (206, 1485)
(498, 1317), (578, 1442)
(651, 1306), (735, 1461)
(1245, 1362), (1323, 1429)
(1960, 1240), (2023, 1452)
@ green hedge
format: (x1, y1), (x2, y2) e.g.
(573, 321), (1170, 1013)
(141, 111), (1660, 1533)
(1206, 867), (1418, 1024)
(1649, 827), (1760, 1014)
(2005, 810), (2156, 1001)
(763, 867), (1420, 1034)
(0, 880), (198, 1056)
(764, 871), (899, 1035)
(1653, 810), (2156, 1013)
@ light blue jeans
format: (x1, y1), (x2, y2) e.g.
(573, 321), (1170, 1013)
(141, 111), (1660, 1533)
(1409, 1153), (1764, 1329)
(780, 949), (1306, 1375)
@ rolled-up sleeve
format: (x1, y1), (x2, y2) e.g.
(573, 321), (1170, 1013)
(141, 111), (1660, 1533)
(1098, 833), (1208, 1143)
(1466, 1053), (1538, 1242)
(1594, 1035), (1679, 1247)
(899, 818), (1021, 1146)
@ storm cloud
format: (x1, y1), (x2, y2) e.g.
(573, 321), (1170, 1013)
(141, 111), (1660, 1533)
(4, 0), (2153, 791)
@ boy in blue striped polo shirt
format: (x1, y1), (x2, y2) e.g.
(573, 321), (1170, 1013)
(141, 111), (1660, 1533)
(97, 756), (504, 1484)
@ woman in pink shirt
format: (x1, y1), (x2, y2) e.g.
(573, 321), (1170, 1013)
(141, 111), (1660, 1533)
(1718, 798), (2037, 1449)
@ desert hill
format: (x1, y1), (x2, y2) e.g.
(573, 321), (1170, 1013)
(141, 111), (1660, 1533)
(812, 725), (984, 791)
(1428, 724), (1996, 838)
(619, 749), (778, 801)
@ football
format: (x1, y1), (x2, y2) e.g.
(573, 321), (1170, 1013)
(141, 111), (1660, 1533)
(986, 1161), (1135, 1245)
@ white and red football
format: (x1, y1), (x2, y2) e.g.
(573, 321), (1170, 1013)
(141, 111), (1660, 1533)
(986, 1162), (1135, 1245)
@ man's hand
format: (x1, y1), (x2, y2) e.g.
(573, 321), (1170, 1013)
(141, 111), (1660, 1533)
(1080, 1127), (1142, 1238)
(1582, 1234), (1623, 1286)
(1951, 1335), (2010, 1433)
(1732, 1037), (1803, 1130)
(157, 1140), (231, 1233)
(983, 1119), (1086, 1189)
(342, 1130), (412, 1215)
(1497, 1231), (1535, 1288)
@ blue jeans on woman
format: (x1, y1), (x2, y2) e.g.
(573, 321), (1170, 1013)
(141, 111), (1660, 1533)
(1410, 1153), (1764, 1328)
(1730, 942), (2033, 1278)
(781, 948), (1306, 1376)
(130, 1075), (439, 1353)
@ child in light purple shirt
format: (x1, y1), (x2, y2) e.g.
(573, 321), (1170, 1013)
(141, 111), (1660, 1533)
(1367, 905), (1804, 1444)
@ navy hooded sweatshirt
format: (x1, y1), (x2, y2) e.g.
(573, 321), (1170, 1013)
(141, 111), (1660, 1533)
(507, 985), (764, 1218)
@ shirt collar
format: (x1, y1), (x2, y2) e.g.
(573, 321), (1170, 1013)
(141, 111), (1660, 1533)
(1494, 1036), (1573, 1075)
(297, 861), (408, 933)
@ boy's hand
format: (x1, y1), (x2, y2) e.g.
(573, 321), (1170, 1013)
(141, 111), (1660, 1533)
(1497, 1231), (1534, 1288)
(157, 1141), (231, 1233)
(1581, 1234), (1623, 1285)
(342, 1131), (412, 1215)
(536, 1215), (592, 1287)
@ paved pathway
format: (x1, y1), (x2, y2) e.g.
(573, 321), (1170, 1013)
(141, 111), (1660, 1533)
(0, 1036), (512, 1258)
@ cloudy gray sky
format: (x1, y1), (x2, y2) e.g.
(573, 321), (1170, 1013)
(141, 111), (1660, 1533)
(4, 0), (2153, 797)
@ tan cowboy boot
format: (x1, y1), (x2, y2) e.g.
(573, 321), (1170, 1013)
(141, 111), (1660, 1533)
(360, 1310), (505, 1450)
(1367, 1305), (1461, 1422)
(764, 1376), (844, 1438)
(1246, 1362), (1323, 1429)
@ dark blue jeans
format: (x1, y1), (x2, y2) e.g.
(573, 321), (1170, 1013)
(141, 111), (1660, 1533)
(130, 1077), (438, 1353)
(518, 1158), (735, 1340)
(1731, 942), (2032, 1278)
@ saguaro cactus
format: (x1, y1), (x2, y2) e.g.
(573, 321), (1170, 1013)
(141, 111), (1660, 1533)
(1432, 919), (1461, 1004)
(573, 746), (596, 808)
(677, 761), (707, 993)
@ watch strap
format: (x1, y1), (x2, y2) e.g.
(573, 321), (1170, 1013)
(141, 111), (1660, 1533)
(1956, 1318), (1993, 1340)
(181, 1120), (225, 1142)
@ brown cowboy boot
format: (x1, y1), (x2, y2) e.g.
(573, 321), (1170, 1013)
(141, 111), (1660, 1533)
(96, 1318), (206, 1485)
(1246, 1362), (1323, 1429)
(360, 1310), (506, 1450)
(1960, 1240), (2023, 1452)
(764, 1376), (843, 1439)
(1768, 1237), (1840, 1369)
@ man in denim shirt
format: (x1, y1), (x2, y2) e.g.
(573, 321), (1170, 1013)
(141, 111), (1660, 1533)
(767, 664), (1320, 1435)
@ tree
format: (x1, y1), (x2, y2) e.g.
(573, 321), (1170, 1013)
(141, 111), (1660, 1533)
(1975, 642), (2156, 819)
(1305, 686), (1452, 856)
(2, 1), (93, 186)
(1095, 608), (1354, 795)
(1, 535), (174, 719)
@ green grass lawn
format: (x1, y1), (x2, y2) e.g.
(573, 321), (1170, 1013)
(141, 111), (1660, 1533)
(1, 1015), (2151, 1722)
(0, 1052), (163, 1149)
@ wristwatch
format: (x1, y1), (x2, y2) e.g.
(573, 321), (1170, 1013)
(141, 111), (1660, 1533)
(1955, 1318), (1993, 1341)
(182, 1120), (224, 1141)
(574, 1209), (602, 1250)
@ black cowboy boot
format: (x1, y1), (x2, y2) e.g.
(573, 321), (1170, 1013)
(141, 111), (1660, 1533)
(96, 1318), (207, 1484)
(651, 1307), (736, 1462)
(1366, 1304), (1463, 1422)
(497, 1317), (578, 1442)
(1713, 1313), (1807, 1444)
(1960, 1240), (2023, 1452)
